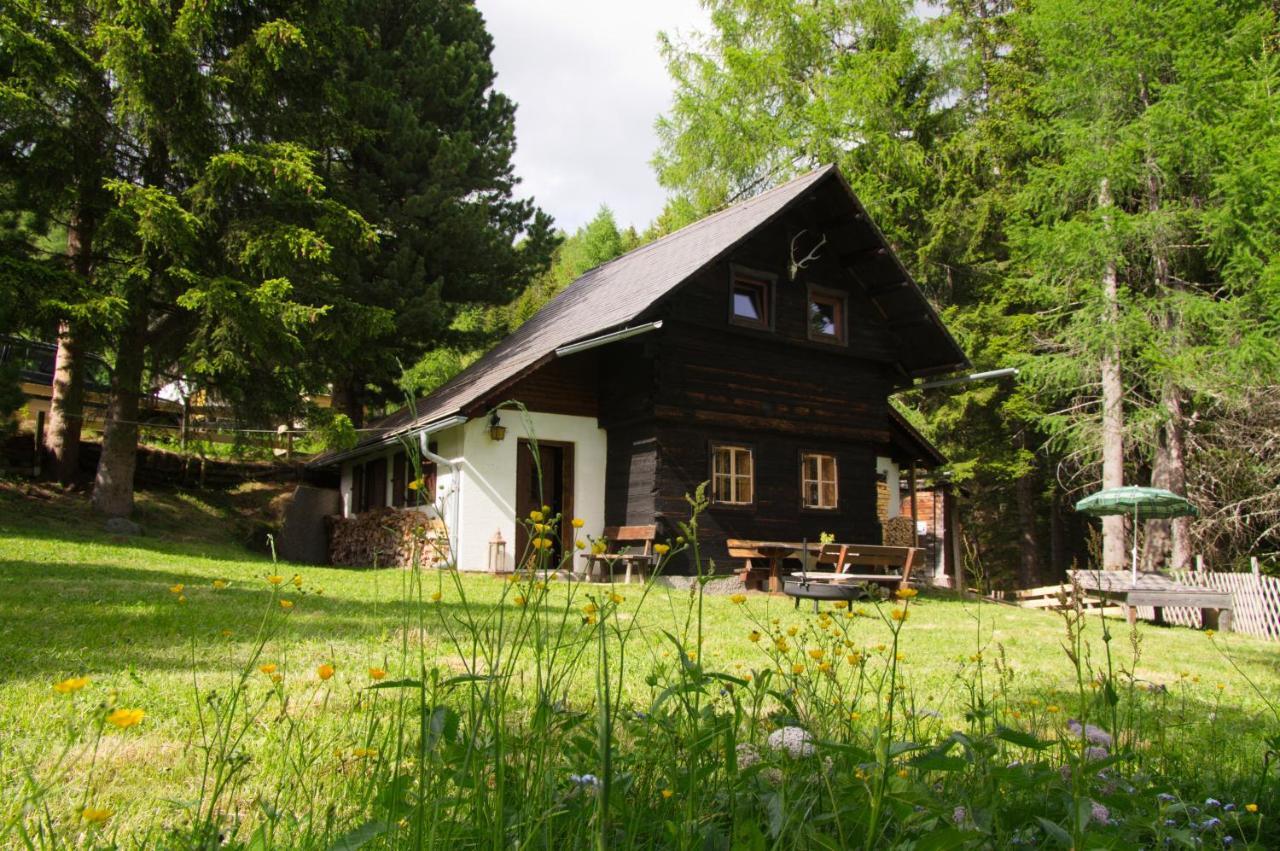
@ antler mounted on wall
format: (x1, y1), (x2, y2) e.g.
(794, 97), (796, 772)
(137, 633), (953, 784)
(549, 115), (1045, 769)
(788, 229), (827, 280)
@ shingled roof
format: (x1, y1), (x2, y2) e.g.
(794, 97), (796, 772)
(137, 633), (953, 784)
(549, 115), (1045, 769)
(315, 165), (966, 465)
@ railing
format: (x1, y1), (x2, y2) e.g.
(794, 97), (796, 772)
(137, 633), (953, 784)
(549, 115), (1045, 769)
(1164, 568), (1280, 641)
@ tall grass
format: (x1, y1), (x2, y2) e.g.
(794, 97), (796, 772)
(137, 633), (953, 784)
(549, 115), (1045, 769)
(3, 429), (1278, 848)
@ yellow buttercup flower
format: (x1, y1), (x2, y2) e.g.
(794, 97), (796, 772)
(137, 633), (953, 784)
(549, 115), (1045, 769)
(212, 579), (228, 589)
(748, 630), (762, 643)
(572, 517), (585, 528)
(609, 592), (624, 604)
(582, 602), (598, 615)
(818, 661), (831, 672)
(529, 510), (544, 522)
(259, 663), (277, 674)
(787, 626), (798, 637)
(583, 614), (597, 626)
(807, 648), (825, 661)
(221, 629), (233, 638)
(533, 523), (549, 534)
(575, 539), (586, 550)
(431, 591), (442, 602)
(1245, 803), (1259, 813)
(1046, 704), (1060, 713)
(532, 537), (552, 550)
(850, 711), (862, 721)
(847, 653), (861, 666)
(292, 574), (303, 588)
(279, 599), (294, 610)
(369, 667), (387, 680)
(730, 593), (747, 605)
(890, 608), (909, 622)
(353, 747), (378, 758)
(514, 595), (527, 607)
(774, 637), (789, 652)
(1205, 629), (1216, 639)
(54, 676), (90, 694)
(270, 672), (283, 683)
(661, 788), (674, 799)
(267, 575), (283, 585)
(653, 543), (670, 555)
(895, 588), (919, 599)
(591, 540), (607, 555)
(177, 594), (187, 604)
(832, 600), (849, 610)
(791, 663), (806, 675)
(169, 584), (183, 594)
(317, 663), (335, 681)
(81, 806), (112, 825)
(897, 768), (909, 779)
(106, 707), (145, 729)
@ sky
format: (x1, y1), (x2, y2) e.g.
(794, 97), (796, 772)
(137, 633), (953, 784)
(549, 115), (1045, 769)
(475, 1), (710, 234)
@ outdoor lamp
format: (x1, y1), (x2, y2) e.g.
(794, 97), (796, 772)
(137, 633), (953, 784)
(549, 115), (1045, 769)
(487, 410), (507, 441)
(487, 529), (507, 573)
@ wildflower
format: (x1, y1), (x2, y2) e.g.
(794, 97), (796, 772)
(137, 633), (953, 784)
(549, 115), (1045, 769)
(292, 574), (303, 588)
(736, 743), (761, 769)
(259, 663), (277, 674)
(368, 667), (387, 680)
(431, 591), (442, 602)
(514, 595), (527, 607)
(178, 595), (187, 604)
(1046, 704), (1060, 714)
(654, 543), (670, 555)
(532, 537), (552, 550)
(407, 478), (422, 491)
(833, 600), (848, 610)
(1205, 798), (1221, 809)
(1245, 803), (1258, 813)
(572, 517), (585, 528)
(106, 707), (145, 729)
(1205, 629), (1216, 639)
(895, 588), (919, 599)
(317, 663), (335, 681)
(267, 575), (283, 585)
(855, 768), (869, 781)
(575, 539), (586, 549)
(271, 673), (283, 683)
(81, 807), (112, 825)
(1067, 720), (1113, 747)
(582, 602), (598, 615)
(1084, 746), (1109, 761)
(748, 630), (762, 643)
(767, 726), (816, 758)
(818, 661), (831, 672)
(529, 510), (544, 522)
(569, 773), (602, 790)
(952, 806), (967, 825)
(1200, 817), (1223, 830)
(807, 648), (825, 661)
(353, 747), (378, 758)
(847, 653), (862, 666)
(897, 768), (909, 779)
(774, 637), (789, 652)
(791, 663), (806, 675)
(1157, 793), (1177, 803)
(787, 625), (798, 637)
(212, 579), (228, 589)
(609, 592), (624, 604)
(279, 599), (294, 610)
(592, 540), (607, 555)
(221, 629), (232, 638)
(533, 523), (549, 534)
(730, 593), (747, 605)
(54, 676), (90, 694)
(169, 584), (184, 594)
(583, 614), (597, 625)
(1090, 801), (1110, 824)
(849, 711), (862, 721)
(876, 643), (887, 652)
(661, 788), (673, 799)
(890, 607), (909, 622)
(686, 650), (697, 662)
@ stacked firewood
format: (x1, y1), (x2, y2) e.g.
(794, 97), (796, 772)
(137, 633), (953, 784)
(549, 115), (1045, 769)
(327, 508), (451, 568)
(883, 516), (916, 548)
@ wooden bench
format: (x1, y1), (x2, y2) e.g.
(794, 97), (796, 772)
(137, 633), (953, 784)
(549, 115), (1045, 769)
(577, 524), (657, 584)
(1068, 570), (1233, 632)
(783, 543), (920, 609)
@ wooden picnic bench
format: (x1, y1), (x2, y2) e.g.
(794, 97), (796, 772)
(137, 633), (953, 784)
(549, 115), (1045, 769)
(728, 539), (919, 595)
(783, 543), (920, 609)
(1068, 570), (1233, 632)
(577, 524), (657, 584)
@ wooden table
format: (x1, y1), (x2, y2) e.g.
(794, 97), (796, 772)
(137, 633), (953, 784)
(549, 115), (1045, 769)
(728, 540), (821, 593)
(1069, 570), (1233, 632)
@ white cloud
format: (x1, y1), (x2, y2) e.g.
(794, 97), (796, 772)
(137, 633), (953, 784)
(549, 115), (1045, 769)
(476, 0), (709, 233)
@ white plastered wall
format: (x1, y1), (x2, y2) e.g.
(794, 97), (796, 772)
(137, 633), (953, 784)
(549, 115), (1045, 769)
(875, 456), (901, 519)
(452, 412), (607, 571)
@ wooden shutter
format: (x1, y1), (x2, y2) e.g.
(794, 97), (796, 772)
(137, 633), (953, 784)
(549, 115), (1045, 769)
(366, 457), (387, 509)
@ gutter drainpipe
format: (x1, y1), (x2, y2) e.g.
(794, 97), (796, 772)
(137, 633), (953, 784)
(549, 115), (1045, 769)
(897, 367), (1019, 393)
(554, 321), (663, 357)
(416, 415), (467, 568)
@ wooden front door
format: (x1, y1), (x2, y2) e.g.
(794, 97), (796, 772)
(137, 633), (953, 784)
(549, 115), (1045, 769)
(515, 439), (575, 568)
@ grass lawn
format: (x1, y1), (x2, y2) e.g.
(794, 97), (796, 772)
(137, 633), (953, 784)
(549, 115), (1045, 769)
(2, 483), (1277, 847)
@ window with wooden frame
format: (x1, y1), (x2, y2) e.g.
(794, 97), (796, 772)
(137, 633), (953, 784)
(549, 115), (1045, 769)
(729, 271), (773, 330)
(807, 286), (847, 344)
(800, 452), (838, 510)
(711, 443), (754, 505)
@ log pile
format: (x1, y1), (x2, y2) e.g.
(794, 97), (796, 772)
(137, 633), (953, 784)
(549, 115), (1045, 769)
(883, 516), (916, 548)
(327, 508), (451, 568)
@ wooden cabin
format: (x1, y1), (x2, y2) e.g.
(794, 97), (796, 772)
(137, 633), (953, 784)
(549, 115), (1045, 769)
(310, 165), (968, 572)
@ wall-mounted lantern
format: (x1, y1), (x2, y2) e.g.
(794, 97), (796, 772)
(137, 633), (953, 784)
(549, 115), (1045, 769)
(487, 410), (507, 442)
(487, 529), (507, 573)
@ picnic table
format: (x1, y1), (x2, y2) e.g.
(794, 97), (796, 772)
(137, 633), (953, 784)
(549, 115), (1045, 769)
(727, 539), (822, 592)
(1069, 570), (1233, 632)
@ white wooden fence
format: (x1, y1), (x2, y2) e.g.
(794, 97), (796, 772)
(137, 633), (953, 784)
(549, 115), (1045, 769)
(1159, 568), (1280, 641)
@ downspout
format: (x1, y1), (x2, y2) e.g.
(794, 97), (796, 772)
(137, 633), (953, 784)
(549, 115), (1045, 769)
(420, 425), (466, 568)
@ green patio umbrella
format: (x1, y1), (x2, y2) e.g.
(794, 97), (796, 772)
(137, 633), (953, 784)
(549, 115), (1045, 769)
(1075, 486), (1199, 585)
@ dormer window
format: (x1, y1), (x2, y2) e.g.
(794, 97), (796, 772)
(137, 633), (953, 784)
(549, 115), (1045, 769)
(730, 269), (773, 330)
(807, 286), (846, 344)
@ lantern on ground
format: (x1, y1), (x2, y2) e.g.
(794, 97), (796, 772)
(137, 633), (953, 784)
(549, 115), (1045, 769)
(488, 529), (506, 573)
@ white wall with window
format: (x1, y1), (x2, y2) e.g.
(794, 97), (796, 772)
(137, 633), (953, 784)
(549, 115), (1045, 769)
(875, 456), (902, 520)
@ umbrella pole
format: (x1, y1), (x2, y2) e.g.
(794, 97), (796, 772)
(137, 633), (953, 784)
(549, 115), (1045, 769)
(1131, 504), (1139, 586)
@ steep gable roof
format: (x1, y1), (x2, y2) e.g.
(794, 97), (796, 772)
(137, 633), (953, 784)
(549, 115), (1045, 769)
(315, 165), (966, 465)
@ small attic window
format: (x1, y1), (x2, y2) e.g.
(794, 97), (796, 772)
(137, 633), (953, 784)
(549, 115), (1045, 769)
(730, 270), (773, 330)
(807, 286), (846, 344)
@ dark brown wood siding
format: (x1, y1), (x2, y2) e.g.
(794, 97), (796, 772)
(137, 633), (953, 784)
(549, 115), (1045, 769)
(486, 352), (599, 418)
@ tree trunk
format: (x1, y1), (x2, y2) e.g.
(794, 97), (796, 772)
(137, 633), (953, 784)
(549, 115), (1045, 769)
(1165, 387), (1191, 569)
(43, 210), (98, 485)
(1098, 178), (1126, 568)
(1015, 432), (1040, 587)
(44, 320), (86, 484)
(330, 377), (364, 429)
(1143, 429), (1173, 570)
(91, 306), (149, 517)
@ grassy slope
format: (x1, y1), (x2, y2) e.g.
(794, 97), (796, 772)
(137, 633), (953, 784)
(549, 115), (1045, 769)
(1, 483), (1277, 836)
